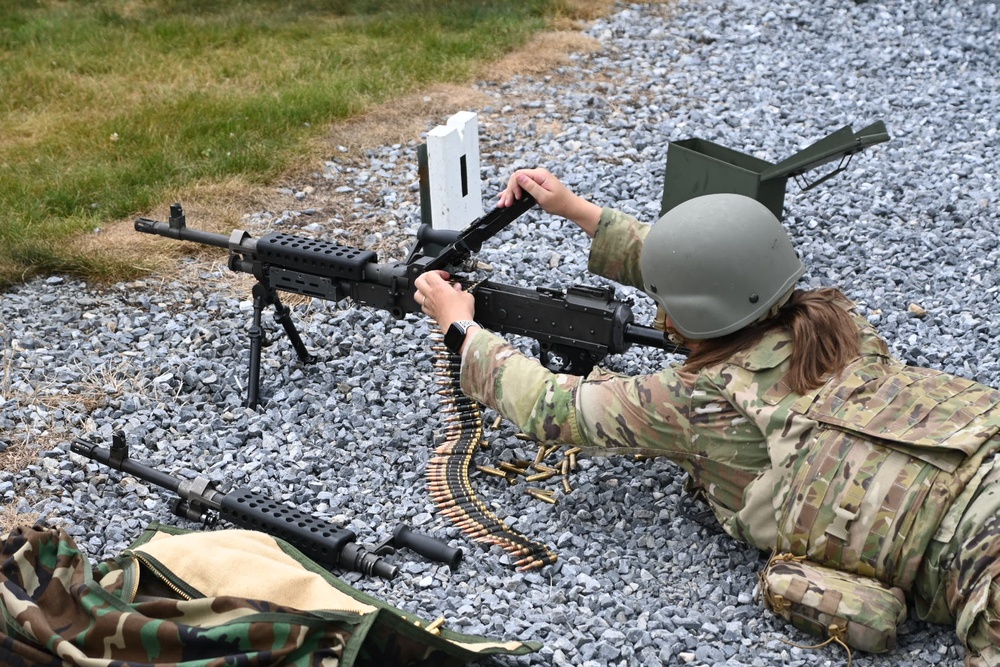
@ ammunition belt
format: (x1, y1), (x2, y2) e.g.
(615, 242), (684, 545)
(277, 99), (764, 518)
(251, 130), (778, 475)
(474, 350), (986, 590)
(428, 336), (557, 571)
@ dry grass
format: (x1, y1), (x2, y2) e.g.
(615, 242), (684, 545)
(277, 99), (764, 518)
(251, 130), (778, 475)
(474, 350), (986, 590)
(0, 440), (36, 482)
(0, 505), (40, 539)
(0, 437), (47, 536)
(1, 345), (160, 533)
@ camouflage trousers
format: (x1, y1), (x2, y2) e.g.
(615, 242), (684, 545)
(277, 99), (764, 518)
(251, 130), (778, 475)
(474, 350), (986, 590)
(917, 456), (1000, 667)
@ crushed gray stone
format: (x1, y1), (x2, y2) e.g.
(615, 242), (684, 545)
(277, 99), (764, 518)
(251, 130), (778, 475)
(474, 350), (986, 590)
(2, 1), (997, 665)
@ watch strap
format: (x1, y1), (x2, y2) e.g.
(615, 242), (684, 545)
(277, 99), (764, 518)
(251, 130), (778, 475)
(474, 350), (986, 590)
(444, 320), (478, 354)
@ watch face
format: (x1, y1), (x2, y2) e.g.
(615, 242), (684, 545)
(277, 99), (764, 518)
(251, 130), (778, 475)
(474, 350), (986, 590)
(444, 323), (465, 354)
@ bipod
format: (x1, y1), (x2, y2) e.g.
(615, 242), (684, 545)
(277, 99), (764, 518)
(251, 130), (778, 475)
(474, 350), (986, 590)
(246, 281), (317, 409)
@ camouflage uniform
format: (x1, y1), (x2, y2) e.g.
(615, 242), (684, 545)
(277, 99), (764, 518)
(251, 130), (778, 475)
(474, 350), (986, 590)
(459, 208), (1000, 666)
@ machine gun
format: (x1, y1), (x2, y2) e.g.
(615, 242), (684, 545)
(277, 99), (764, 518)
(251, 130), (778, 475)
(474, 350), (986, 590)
(135, 194), (680, 407)
(72, 432), (463, 580)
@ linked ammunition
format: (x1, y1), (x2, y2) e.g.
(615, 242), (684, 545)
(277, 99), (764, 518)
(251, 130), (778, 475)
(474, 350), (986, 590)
(426, 331), (558, 572)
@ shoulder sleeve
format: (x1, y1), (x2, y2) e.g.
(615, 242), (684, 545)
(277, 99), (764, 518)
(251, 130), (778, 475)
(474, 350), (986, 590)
(587, 208), (650, 288)
(459, 329), (698, 457)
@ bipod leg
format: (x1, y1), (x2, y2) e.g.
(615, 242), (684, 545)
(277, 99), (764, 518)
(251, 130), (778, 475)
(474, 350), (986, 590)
(268, 287), (317, 365)
(245, 283), (270, 409)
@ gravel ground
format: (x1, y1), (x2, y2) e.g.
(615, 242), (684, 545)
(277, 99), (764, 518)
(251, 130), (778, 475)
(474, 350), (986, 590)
(3, 0), (998, 665)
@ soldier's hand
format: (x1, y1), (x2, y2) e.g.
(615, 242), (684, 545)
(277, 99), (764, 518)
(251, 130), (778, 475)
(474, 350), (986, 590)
(414, 270), (475, 333)
(498, 168), (601, 238)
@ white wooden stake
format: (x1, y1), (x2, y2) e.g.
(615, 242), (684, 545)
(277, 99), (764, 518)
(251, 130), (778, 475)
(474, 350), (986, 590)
(426, 111), (484, 231)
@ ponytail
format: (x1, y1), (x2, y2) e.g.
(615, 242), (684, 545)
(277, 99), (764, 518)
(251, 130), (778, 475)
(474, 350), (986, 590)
(683, 288), (861, 394)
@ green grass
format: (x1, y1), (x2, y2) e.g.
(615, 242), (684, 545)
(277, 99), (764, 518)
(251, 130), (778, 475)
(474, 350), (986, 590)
(0, 0), (565, 287)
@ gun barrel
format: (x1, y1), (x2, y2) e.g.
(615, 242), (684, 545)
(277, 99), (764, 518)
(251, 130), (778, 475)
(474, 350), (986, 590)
(623, 323), (687, 355)
(71, 437), (183, 494)
(135, 217), (231, 249)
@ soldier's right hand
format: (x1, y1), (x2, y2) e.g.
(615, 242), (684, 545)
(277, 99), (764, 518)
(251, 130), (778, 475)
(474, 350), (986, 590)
(498, 168), (602, 238)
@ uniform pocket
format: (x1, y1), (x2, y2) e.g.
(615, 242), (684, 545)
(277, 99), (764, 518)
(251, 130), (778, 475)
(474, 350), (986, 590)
(799, 364), (1000, 473)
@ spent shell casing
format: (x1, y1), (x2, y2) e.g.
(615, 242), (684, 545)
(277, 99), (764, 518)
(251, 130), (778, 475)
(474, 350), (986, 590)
(525, 488), (557, 504)
(475, 465), (511, 478)
(425, 617), (446, 635)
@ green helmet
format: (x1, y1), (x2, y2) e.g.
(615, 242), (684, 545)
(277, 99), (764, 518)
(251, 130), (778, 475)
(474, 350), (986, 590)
(639, 193), (804, 339)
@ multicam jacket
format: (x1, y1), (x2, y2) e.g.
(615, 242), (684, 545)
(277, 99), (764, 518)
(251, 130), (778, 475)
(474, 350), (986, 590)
(460, 208), (1000, 601)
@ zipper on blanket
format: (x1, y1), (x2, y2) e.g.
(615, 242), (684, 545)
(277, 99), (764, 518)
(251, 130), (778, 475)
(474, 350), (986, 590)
(126, 550), (199, 601)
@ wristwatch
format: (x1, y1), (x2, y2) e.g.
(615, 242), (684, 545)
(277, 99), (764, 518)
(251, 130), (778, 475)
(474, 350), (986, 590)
(444, 320), (479, 354)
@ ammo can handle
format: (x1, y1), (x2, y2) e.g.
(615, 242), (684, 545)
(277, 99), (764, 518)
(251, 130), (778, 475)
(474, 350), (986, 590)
(760, 120), (890, 183)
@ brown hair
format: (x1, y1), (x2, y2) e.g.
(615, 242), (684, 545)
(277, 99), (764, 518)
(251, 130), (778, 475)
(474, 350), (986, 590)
(682, 287), (861, 394)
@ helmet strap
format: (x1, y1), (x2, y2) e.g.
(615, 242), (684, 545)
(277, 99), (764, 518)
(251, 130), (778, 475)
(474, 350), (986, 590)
(752, 287), (797, 326)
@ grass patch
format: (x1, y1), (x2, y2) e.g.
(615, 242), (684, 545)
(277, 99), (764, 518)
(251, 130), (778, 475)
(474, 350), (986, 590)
(0, 0), (579, 288)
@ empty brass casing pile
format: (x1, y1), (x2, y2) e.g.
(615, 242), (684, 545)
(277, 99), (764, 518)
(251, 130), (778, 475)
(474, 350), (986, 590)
(428, 336), (557, 571)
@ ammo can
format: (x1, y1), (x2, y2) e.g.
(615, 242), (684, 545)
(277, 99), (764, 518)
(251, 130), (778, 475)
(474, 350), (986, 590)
(659, 121), (890, 220)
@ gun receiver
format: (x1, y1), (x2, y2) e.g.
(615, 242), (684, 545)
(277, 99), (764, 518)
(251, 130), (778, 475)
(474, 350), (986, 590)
(135, 198), (681, 407)
(71, 433), (463, 579)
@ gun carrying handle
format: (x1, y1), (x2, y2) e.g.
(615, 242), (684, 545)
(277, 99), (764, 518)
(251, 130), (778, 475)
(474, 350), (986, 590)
(392, 524), (463, 570)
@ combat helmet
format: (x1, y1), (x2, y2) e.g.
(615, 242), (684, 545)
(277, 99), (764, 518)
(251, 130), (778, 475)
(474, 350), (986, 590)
(639, 193), (804, 339)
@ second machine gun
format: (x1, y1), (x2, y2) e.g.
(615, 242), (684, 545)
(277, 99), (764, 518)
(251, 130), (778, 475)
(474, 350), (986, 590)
(72, 432), (463, 580)
(135, 194), (680, 408)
